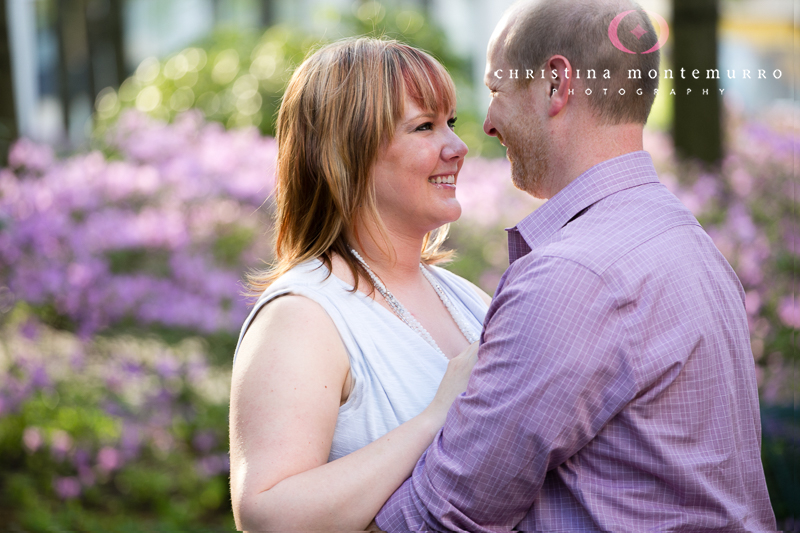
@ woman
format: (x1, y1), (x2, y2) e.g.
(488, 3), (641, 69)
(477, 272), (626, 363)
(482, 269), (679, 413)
(229, 37), (491, 531)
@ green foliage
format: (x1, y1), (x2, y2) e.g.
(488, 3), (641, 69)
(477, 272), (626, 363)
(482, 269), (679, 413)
(107, 248), (172, 276)
(343, 2), (471, 88)
(761, 406), (800, 526)
(93, 24), (313, 139)
(91, 2), (504, 157)
(0, 313), (234, 532)
(213, 225), (256, 268)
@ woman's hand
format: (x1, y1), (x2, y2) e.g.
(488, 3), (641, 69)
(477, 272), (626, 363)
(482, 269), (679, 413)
(425, 341), (480, 426)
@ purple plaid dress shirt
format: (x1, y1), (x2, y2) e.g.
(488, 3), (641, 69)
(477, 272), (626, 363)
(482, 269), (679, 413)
(376, 152), (776, 532)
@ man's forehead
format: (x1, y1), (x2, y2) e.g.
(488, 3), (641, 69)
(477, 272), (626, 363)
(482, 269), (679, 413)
(484, 2), (528, 83)
(487, 11), (513, 57)
(484, 29), (509, 83)
(484, 54), (504, 86)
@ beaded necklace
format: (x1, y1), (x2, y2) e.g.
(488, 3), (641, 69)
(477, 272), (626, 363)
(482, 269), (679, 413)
(349, 248), (479, 357)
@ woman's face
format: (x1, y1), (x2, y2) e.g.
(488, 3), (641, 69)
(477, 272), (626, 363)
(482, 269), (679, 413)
(370, 96), (469, 238)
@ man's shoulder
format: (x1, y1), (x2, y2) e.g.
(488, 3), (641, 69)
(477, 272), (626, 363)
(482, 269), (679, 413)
(535, 182), (703, 276)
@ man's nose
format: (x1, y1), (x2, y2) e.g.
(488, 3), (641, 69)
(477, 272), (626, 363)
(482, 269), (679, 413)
(483, 114), (497, 137)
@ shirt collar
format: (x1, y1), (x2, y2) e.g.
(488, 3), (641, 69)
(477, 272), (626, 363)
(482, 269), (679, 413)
(506, 151), (660, 263)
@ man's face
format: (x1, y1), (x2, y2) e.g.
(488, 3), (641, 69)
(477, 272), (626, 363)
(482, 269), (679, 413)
(483, 41), (551, 197)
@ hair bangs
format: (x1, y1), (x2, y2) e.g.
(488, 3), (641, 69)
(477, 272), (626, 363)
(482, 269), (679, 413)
(394, 46), (456, 120)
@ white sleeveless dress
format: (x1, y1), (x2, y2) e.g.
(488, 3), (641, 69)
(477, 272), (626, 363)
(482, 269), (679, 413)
(233, 258), (488, 461)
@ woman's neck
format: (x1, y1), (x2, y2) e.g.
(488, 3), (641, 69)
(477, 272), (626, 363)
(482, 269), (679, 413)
(351, 221), (425, 287)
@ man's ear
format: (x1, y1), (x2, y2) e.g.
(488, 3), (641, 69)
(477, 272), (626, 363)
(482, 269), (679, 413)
(545, 55), (573, 117)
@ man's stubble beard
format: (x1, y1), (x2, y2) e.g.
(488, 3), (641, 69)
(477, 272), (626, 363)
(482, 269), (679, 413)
(502, 114), (550, 198)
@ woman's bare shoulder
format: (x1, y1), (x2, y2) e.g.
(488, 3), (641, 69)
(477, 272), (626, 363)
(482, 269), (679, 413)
(249, 293), (333, 330)
(235, 294), (349, 376)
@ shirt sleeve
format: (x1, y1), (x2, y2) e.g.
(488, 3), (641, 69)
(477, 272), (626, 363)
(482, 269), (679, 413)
(376, 255), (640, 532)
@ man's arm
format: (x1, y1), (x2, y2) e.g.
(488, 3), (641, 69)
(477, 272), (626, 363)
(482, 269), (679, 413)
(376, 255), (639, 532)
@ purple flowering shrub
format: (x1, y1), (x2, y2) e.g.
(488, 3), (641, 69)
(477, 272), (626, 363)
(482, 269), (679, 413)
(1, 110), (276, 340)
(647, 105), (798, 402)
(0, 311), (233, 530)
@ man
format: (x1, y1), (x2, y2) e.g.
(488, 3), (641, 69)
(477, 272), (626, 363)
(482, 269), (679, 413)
(375, 0), (776, 531)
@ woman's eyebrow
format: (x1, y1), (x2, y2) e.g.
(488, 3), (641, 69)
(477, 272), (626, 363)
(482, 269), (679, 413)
(402, 112), (438, 126)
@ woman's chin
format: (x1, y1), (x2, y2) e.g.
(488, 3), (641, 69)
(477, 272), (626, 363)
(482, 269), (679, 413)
(428, 202), (462, 229)
(446, 203), (462, 224)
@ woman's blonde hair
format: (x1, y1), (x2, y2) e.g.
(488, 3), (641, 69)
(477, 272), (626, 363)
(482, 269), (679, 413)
(248, 37), (457, 295)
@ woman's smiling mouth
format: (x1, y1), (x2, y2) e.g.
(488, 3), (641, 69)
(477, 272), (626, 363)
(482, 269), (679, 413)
(428, 174), (456, 185)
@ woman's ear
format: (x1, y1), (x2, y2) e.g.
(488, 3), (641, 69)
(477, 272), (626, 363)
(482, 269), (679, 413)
(545, 55), (573, 117)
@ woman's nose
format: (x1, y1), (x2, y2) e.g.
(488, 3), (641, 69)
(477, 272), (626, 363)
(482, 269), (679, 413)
(443, 130), (469, 160)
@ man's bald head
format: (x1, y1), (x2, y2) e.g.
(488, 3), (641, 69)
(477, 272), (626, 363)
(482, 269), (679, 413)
(495, 0), (660, 125)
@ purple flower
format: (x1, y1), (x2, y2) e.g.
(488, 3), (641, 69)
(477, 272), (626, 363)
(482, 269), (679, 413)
(150, 428), (175, 453)
(8, 138), (54, 173)
(70, 349), (86, 372)
(20, 319), (40, 340)
(23, 427), (43, 453)
(97, 446), (122, 473)
(105, 374), (124, 394)
(78, 464), (96, 487)
(729, 168), (753, 197)
(185, 359), (209, 384)
(29, 366), (50, 389)
(103, 399), (127, 417)
(744, 291), (762, 317)
(192, 430), (217, 453)
(777, 296), (800, 329)
(0, 112), (278, 336)
(2, 376), (31, 411)
(120, 359), (144, 377)
(50, 430), (73, 460)
(197, 453), (230, 477)
(53, 476), (81, 500)
(120, 422), (143, 460)
(726, 203), (758, 243)
(154, 355), (182, 380)
(73, 448), (91, 467)
(688, 174), (719, 215)
(783, 223), (800, 257)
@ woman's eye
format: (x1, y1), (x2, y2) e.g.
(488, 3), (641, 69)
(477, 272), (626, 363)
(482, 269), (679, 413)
(415, 122), (433, 132)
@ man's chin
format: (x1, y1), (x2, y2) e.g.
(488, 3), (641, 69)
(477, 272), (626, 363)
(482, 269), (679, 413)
(511, 165), (542, 198)
(510, 165), (528, 192)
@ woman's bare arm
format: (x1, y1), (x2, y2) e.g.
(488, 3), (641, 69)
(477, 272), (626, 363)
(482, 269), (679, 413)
(229, 295), (475, 531)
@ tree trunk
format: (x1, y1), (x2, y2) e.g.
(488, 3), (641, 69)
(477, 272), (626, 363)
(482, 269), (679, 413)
(0, 0), (17, 166)
(672, 0), (722, 164)
(55, 0), (72, 138)
(260, 0), (274, 27)
(110, 0), (127, 85)
(82, 0), (97, 105)
(85, 0), (128, 95)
